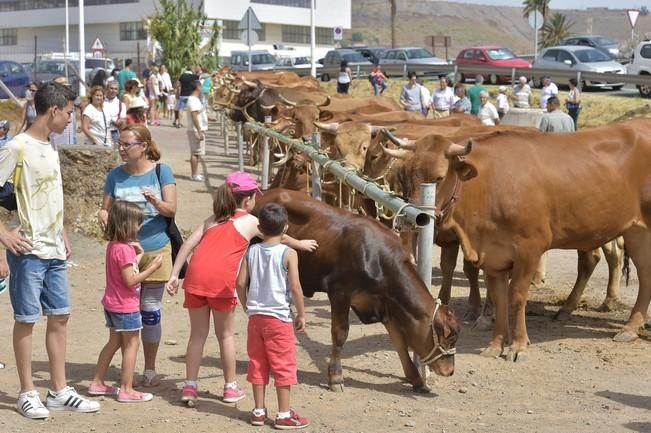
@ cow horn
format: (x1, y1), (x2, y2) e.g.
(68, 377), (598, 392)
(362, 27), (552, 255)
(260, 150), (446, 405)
(446, 138), (473, 157)
(242, 105), (256, 123)
(381, 128), (414, 147)
(260, 104), (276, 110)
(369, 125), (387, 134)
(317, 95), (331, 107)
(381, 146), (412, 159)
(272, 152), (291, 167)
(314, 121), (338, 133)
(242, 79), (258, 88)
(278, 93), (297, 107)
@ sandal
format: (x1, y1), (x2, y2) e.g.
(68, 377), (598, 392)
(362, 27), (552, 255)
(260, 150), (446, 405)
(117, 390), (153, 403)
(88, 383), (119, 396)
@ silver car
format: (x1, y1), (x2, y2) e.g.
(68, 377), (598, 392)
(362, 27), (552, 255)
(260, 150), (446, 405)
(379, 47), (448, 76)
(533, 46), (625, 90)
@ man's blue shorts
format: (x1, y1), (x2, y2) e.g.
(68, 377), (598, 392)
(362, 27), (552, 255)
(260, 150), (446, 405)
(7, 252), (70, 323)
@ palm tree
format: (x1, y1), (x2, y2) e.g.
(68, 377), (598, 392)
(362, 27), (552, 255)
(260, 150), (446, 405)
(522, 0), (550, 19)
(539, 13), (574, 48)
(390, 0), (397, 48)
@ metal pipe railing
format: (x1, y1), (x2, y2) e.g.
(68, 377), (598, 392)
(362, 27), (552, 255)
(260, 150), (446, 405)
(244, 122), (432, 227)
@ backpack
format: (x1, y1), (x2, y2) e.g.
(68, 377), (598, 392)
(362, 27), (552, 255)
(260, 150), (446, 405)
(0, 139), (25, 211)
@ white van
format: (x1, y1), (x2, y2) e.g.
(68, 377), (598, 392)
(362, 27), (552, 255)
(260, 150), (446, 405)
(230, 50), (275, 71)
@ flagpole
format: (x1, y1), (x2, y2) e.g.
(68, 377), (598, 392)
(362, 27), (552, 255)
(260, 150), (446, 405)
(310, 0), (316, 78)
(79, 0), (86, 96)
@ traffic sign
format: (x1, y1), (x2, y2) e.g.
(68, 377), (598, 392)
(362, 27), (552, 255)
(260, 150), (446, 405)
(333, 26), (343, 41)
(528, 10), (543, 30)
(240, 29), (259, 46)
(626, 9), (640, 28)
(239, 7), (262, 30)
(91, 37), (104, 52)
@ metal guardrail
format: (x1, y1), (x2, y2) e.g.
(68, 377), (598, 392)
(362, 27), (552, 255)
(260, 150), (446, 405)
(243, 121), (432, 228)
(317, 63), (651, 88)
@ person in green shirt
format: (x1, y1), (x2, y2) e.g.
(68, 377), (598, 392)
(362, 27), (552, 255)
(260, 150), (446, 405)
(117, 59), (137, 97)
(467, 74), (486, 115)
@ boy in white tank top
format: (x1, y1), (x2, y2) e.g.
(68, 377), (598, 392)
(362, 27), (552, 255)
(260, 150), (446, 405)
(236, 203), (310, 430)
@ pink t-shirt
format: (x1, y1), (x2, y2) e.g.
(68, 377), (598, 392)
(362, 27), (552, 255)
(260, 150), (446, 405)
(102, 241), (140, 313)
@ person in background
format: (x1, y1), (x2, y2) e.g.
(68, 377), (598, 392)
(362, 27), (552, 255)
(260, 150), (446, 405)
(166, 91), (177, 121)
(511, 76), (533, 108)
(477, 91), (500, 126)
(0, 120), (11, 147)
(0, 251), (7, 369)
(370, 64), (388, 96)
(236, 202), (310, 430)
(185, 81), (208, 182)
(104, 80), (126, 145)
(539, 96), (575, 133)
(468, 74), (486, 115)
(174, 66), (199, 129)
(336, 60), (352, 94)
(496, 85), (509, 120)
(430, 77), (455, 118)
(451, 83), (471, 114)
(126, 98), (147, 126)
(147, 66), (161, 126)
(19, 82), (39, 132)
(117, 59), (137, 98)
(49, 77), (81, 146)
(91, 69), (109, 88)
(540, 76), (558, 110)
(81, 85), (110, 146)
(565, 78), (581, 130)
(400, 72), (425, 115)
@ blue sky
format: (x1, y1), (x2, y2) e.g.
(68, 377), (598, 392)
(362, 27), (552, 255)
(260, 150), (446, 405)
(454, 0), (646, 9)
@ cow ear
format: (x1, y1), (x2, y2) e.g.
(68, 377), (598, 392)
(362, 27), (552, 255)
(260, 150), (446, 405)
(454, 157), (477, 181)
(319, 110), (334, 121)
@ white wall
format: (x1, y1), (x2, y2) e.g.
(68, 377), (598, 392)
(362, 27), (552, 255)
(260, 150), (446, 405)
(204, 0), (351, 28)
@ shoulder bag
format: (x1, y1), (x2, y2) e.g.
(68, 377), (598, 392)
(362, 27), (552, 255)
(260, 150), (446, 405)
(155, 163), (188, 279)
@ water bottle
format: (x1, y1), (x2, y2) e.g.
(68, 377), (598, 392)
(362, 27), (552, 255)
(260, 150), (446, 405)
(0, 278), (6, 295)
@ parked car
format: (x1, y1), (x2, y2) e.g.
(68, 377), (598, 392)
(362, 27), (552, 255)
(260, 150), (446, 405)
(275, 55), (322, 76)
(33, 59), (81, 91)
(0, 60), (30, 98)
(21, 62), (33, 79)
(319, 49), (371, 81)
(559, 35), (622, 61)
(627, 39), (651, 98)
(533, 46), (625, 90)
(229, 50), (276, 72)
(455, 46), (531, 84)
(353, 47), (387, 65)
(379, 47), (447, 76)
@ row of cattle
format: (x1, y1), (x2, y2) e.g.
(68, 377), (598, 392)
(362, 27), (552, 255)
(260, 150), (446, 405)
(212, 67), (650, 390)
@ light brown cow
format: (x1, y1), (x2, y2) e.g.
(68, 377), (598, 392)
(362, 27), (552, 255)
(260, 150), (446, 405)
(390, 121), (651, 361)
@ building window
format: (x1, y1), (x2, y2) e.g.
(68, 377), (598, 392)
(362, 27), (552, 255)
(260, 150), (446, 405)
(282, 25), (332, 45)
(0, 29), (17, 46)
(222, 20), (266, 41)
(119, 22), (147, 41)
(0, 0), (138, 12)
(251, 0), (310, 7)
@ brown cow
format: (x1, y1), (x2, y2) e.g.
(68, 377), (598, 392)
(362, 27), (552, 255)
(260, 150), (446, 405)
(254, 189), (460, 391)
(390, 121), (651, 361)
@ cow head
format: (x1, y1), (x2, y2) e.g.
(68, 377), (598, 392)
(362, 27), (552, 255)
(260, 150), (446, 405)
(279, 94), (333, 140)
(315, 121), (385, 170)
(424, 301), (459, 376)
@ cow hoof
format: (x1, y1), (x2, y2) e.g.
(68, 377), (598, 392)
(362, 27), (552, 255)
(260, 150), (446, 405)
(463, 311), (479, 324)
(613, 330), (638, 343)
(329, 383), (345, 393)
(505, 348), (529, 363)
(413, 384), (432, 394)
(473, 315), (493, 331)
(553, 309), (572, 321)
(480, 346), (502, 358)
(530, 279), (545, 289)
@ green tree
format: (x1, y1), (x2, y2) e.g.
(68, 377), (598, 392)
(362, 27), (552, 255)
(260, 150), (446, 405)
(147, 0), (219, 79)
(522, 0), (550, 18)
(539, 13), (574, 49)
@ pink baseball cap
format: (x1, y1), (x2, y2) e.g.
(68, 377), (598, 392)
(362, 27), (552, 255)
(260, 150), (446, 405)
(225, 171), (262, 196)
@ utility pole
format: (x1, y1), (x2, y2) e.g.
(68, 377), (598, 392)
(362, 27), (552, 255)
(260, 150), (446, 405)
(79, 0), (86, 96)
(310, 0), (316, 78)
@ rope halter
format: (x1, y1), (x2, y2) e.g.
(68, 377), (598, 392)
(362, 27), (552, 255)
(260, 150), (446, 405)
(420, 299), (457, 364)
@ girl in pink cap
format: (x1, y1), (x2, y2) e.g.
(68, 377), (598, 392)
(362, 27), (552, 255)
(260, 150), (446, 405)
(166, 171), (317, 407)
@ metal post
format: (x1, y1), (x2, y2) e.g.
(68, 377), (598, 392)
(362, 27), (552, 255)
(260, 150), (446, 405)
(511, 68), (516, 84)
(65, 0), (69, 81)
(79, 0), (86, 97)
(310, 0), (316, 78)
(136, 42), (141, 77)
(576, 71), (582, 87)
(403, 63), (408, 79)
(413, 183), (437, 381)
(237, 122), (245, 172)
(33, 36), (38, 81)
(261, 135), (270, 189)
(311, 132), (322, 200)
(355, 65), (360, 79)
(223, 116), (229, 156)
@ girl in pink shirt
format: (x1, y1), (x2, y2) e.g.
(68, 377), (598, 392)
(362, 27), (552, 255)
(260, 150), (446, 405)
(166, 171), (318, 408)
(89, 201), (163, 403)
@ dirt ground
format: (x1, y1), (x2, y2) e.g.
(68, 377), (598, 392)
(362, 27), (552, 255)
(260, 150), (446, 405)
(0, 118), (649, 433)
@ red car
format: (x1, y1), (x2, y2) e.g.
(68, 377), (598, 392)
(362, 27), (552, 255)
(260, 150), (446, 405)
(455, 46), (532, 84)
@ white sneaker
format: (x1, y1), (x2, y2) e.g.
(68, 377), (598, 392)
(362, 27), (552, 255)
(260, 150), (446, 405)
(191, 174), (205, 182)
(17, 390), (49, 419)
(46, 386), (100, 413)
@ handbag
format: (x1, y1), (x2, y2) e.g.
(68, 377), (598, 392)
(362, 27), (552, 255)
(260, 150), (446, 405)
(0, 139), (25, 211)
(155, 164), (188, 279)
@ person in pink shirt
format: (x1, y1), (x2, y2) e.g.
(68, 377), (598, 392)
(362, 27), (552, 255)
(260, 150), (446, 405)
(88, 201), (163, 403)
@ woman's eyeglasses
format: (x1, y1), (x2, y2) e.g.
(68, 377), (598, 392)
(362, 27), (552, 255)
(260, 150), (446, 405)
(117, 140), (143, 149)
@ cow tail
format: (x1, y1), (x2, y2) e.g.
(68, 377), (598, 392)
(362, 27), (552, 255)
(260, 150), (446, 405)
(622, 245), (630, 287)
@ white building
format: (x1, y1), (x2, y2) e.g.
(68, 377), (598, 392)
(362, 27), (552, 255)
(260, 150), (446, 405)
(0, 0), (351, 64)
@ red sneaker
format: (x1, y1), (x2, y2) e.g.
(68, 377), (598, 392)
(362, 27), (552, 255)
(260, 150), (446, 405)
(181, 385), (198, 407)
(274, 410), (310, 430)
(250, 408), (267, 426)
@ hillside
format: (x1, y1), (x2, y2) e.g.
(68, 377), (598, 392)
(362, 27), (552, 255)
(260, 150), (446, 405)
(352, 0), (651, 60)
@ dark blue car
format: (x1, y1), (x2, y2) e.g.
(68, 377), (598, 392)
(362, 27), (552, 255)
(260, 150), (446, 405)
(0, 61), (29, 99)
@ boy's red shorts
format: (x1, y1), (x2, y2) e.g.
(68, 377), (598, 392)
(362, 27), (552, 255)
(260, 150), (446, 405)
(183, 292), (237, 312)
(246, 314), (297, 387)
